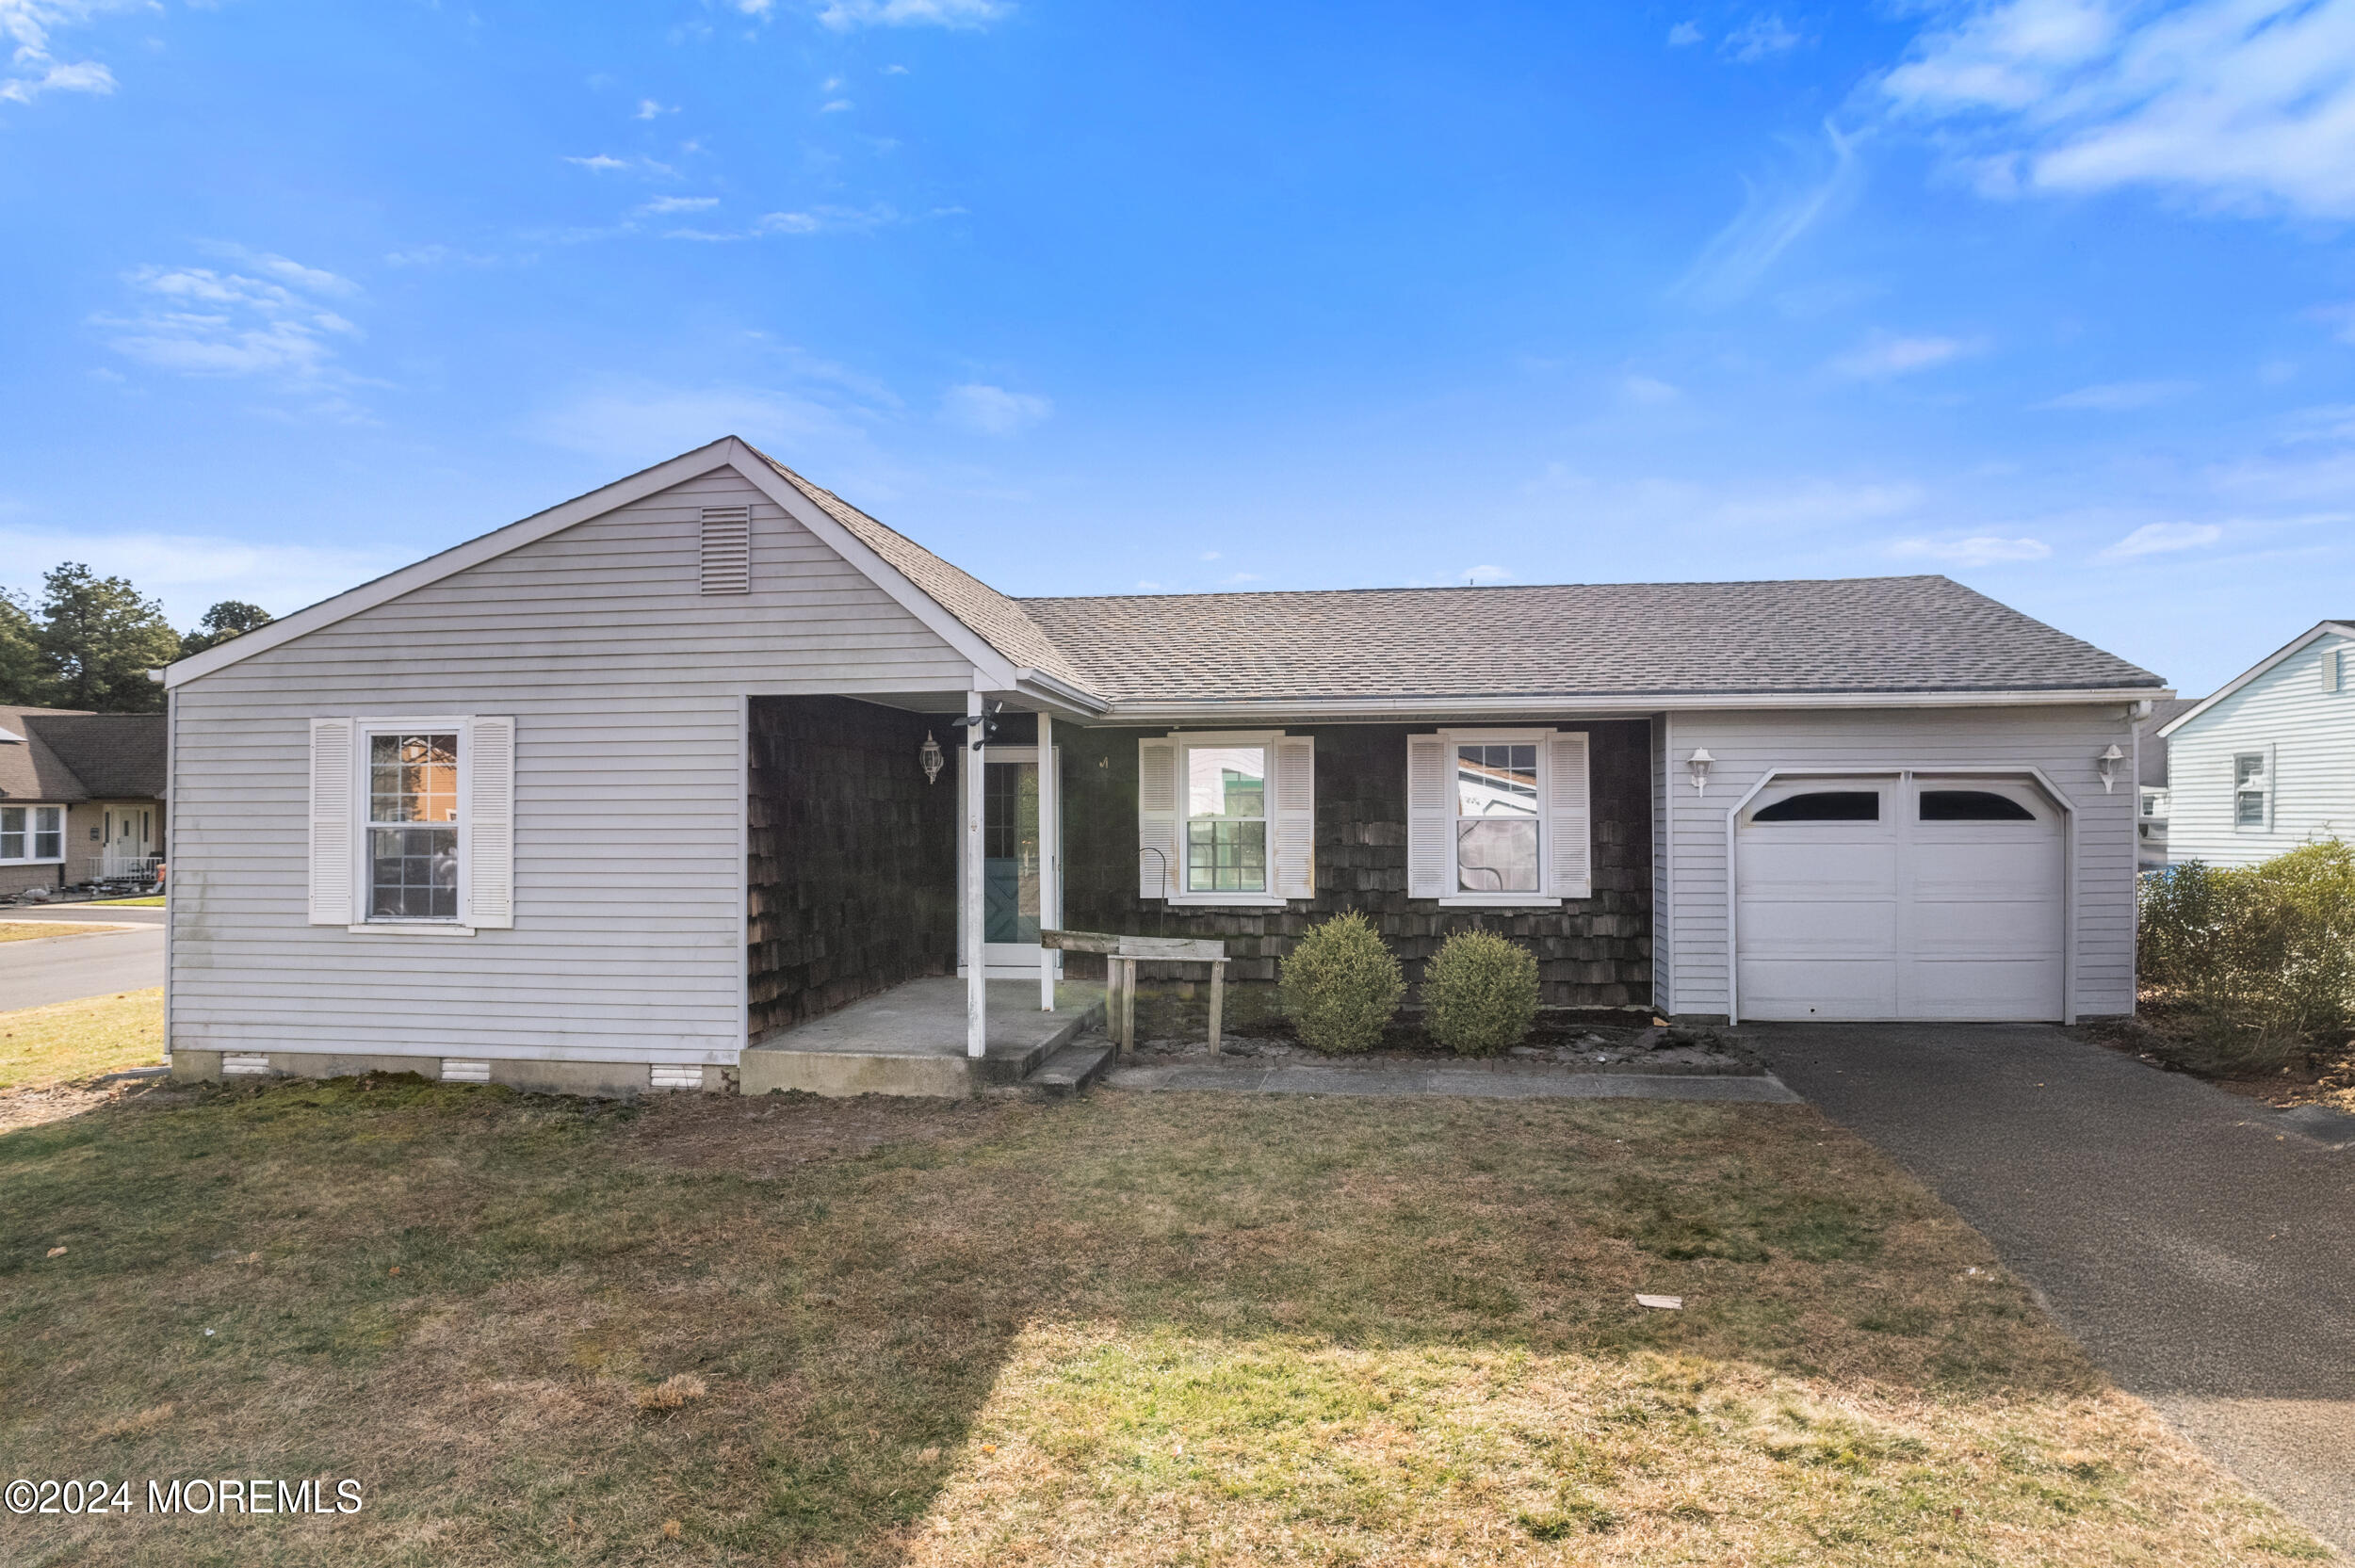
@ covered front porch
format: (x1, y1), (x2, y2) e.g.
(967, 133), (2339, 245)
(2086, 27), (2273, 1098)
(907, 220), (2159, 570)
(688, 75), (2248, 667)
(745, 686), (1087, 1092)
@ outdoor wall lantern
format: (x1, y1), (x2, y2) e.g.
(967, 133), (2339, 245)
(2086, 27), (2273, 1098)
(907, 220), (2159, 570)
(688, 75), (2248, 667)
(918, 731), (945, 785)
(1686, 748), (1713, 796)
(2097, 743), (2125, 793)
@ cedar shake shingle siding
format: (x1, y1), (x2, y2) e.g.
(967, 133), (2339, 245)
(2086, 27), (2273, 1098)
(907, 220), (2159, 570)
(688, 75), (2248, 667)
(1058, 721), (1652, 1010)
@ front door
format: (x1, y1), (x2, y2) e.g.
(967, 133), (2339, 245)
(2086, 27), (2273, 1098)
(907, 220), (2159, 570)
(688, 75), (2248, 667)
(960, 745), (1059, 978)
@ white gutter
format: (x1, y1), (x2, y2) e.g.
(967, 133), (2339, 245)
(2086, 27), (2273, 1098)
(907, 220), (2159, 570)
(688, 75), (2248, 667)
(1088, 686), (2172, 726)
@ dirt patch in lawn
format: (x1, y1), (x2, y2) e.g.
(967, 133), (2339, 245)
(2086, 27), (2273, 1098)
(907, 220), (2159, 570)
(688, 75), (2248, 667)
(0, 1081), (2327, 1566)
(2076, 1005), (2355, 1114)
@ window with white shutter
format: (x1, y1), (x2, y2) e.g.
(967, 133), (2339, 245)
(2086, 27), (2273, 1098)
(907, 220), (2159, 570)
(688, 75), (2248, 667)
(1405, 728), (1593, 906)
(307, 716), (514, 930)
(1138, 731), (1312, 905)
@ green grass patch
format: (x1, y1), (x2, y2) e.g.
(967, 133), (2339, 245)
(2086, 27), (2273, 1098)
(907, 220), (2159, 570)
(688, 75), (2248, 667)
(0, 987), (161, 1091)
(0, 1082), (2322, 1565)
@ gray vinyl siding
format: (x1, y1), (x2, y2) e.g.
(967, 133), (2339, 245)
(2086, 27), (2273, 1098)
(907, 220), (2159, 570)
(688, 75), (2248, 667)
(1650, 712), (1672, 1015)
(168, 466), (976, 1068)
(1660, 704), (2139, 1020)
(2167, 632), (2355, 867)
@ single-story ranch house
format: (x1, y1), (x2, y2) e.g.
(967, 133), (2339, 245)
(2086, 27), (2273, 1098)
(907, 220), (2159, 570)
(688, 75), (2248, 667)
(163, 438), (2168, 1094)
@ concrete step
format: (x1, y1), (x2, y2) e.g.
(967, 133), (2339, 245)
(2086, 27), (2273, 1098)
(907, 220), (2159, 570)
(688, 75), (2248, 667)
(1025, 1040), (1116, 1096)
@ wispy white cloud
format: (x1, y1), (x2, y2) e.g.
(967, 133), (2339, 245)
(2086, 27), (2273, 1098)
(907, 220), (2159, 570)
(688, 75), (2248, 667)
(2036, 377), (2196, 410)
(817, 0), (1009, 29)
(942, 382), (1050, 435)
(755, 202), (899, 234)
(565, 153), (675, 177)
(1890, 533), (2053, 565)
(820, 98), (854, 112)
(95, 251), (370, 412)
(640, 195), (720, 215)
(2098, 520), (2223, 558)
(1672, 121), (1860, 307)
(1831, 332), (1982, 379)
(1667, 20), (1703, 46)
(1621, 373), (1681, 404)
(1723, 12), (1803, 62)
(633, 98), (674, 120)
(1882, 0), (2355, 219)
(0, 0), (135, 105)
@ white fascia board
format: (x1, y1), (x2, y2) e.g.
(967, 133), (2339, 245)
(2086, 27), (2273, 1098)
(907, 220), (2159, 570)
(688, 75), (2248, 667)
(2158, 622), (2355, 738)
(1010, 667), (1109, 718)
(166, 442), (747, 688)
(721, 439), (1025, 691)
(1095, 686), (2172, 726)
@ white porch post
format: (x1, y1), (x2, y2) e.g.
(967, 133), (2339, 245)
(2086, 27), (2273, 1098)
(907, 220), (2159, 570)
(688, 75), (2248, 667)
(1037, 710), (1057, 1010)
(965, 688), (987, 1059)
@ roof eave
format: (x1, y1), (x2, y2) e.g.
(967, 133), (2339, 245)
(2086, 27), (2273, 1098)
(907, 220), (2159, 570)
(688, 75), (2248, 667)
(1089, 685), (2171, 725)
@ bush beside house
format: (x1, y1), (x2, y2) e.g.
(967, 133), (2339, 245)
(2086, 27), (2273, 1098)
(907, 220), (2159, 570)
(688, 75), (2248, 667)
(2138, 841), (2355, 1071)
(1422, 929), (1541, 1057)
(1279, 911), (1405, 1055)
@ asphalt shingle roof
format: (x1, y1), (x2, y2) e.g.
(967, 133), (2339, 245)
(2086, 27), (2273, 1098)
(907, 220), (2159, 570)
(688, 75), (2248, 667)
(27, 713), (167, 798)
(1016, 576), (2165, 704)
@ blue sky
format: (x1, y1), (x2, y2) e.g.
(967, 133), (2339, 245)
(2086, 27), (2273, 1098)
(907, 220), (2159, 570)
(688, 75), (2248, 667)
(4, 0), (2353, 695)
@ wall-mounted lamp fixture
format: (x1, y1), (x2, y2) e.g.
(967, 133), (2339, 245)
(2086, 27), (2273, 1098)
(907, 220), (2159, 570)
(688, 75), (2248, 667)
(2097, 743), (2125, 793)
(918, 731), (944, 785)
(949, 702), (1000, 747)
(1686, 748), (1714, 796)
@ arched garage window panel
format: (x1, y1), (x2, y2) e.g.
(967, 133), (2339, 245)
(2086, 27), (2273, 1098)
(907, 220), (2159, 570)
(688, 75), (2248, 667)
(1919, 789), (2036, 821)
(1751, 790), (1879, 823)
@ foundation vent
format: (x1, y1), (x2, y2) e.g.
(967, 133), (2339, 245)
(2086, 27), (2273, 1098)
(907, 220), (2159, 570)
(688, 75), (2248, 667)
(700, 507), (752, 594)
(441, 1059), (492, 1083)
(220, 1053), (272, 1076)
(650, 1064), (704, 1091)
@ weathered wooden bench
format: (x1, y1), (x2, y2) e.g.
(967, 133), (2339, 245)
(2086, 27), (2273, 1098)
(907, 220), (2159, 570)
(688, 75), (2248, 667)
(1040, 929), (1228, 1057)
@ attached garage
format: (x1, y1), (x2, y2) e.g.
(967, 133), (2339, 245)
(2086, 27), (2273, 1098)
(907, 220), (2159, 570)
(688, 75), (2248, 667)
(1732, 772), (2066, 1022)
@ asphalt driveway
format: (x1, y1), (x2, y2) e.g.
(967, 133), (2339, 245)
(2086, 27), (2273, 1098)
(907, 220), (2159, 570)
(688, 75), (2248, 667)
(1751, 1021), (2355, 1553)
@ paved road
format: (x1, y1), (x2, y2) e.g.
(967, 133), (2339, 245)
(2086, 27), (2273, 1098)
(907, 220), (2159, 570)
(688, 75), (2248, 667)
(1107, 1059), (1799, 1101)
(3, 902), (164, 926)
(0, 925), (163, 1010)
(1751, 1022), (2355, 1553)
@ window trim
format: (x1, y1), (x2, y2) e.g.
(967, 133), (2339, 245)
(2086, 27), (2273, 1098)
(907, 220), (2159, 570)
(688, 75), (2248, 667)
(1437, 727), (1558, 909)
(2232, 747), (2274, 833)
(0, 803), (65, 865)
(1167, 729), (1286, 908)
(353, 717), (472, 929)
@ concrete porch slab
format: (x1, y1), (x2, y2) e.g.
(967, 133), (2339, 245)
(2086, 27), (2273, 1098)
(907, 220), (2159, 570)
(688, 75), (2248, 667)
(740, 978), (1107, 1098)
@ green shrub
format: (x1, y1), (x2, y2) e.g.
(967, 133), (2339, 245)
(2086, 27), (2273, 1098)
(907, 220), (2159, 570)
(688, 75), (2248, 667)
(1279, 911), (1405, 1055)
(1422, 929), (1540, 1056)
(2139, 841), (2355, 1066)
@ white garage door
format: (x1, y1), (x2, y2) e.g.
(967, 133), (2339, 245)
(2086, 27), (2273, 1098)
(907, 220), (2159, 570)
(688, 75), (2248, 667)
(1735, 775), (2064, 1022)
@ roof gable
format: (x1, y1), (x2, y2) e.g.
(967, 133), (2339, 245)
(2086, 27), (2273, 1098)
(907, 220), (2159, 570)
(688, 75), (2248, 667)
(2158, 620), (2355, 737)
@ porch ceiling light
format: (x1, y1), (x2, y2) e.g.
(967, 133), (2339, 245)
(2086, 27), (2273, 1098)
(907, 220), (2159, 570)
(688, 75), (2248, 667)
(918, 731), (945, 785)
(2097, 743), (2125, 793)
(1686, 748), (1713, 796)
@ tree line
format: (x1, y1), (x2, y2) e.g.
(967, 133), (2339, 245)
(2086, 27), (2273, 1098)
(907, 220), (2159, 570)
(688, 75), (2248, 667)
(0, 564), (273, 715)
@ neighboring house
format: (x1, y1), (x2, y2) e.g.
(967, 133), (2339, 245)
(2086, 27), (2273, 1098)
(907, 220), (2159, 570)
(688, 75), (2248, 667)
(0, 705), (168, 897)
(2132, 696), (2199, 871)
(160, 438), (2168, 1094)
(2158, 621), (2355, 867)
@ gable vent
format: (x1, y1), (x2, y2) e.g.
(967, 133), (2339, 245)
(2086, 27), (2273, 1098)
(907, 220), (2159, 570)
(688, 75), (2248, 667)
(699, 507), (752, 594)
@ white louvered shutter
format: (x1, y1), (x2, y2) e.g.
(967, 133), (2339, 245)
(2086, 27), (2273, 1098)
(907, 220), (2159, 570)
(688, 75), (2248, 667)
(1137, 736), (1178, 899)
(464, 716), (516, 929)
(1406, 733), (1449, 899)
(1544, 730), (1592, 900)
(1272, 735), (1316, 899)
(700, 507), (752, 594)
(307, 719), (356, 926)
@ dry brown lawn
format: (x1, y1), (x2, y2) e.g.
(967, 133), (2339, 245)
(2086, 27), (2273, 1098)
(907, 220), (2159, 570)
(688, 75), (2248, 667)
(0, 1079), (2328, 1566)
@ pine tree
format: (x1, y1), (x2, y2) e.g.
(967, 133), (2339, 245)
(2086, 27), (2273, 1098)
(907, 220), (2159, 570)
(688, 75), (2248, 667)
(179, 600), (275, 658)
(36, 564), (180, 714)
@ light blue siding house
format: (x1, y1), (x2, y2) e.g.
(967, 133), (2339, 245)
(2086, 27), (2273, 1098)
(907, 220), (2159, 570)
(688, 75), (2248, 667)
(2159, 622), (2355, 867)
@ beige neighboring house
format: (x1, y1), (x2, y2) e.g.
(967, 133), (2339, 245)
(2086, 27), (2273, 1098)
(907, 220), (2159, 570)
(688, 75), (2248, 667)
(0, 704), (167, 897)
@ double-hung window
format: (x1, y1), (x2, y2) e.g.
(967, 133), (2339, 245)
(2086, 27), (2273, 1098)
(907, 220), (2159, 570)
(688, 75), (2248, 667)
(0, 805), (63, 863)
(2233, 751), (2271, 832)
(1136, 732), (1316, 906)
(366, 731), (462, 920)
(308, 716), (515, 931)
(1406, 729), (1592, 905)
(1184, 743), (1268, 894)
